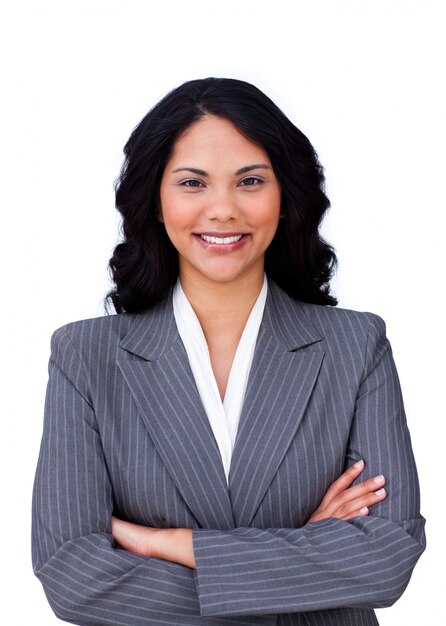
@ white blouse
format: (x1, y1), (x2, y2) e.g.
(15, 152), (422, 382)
(172, 275), (268, 483)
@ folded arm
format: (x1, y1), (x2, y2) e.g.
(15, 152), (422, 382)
(32, 328), (272, 625)
(114, 314), (425, 618)
(190, 314), (425, 617)
(111, 458), (388, 567)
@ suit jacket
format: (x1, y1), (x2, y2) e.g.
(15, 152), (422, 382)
(32, 280), (426, 626)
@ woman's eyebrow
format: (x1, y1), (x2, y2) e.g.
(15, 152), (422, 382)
(171, 164), (271, 176)
(172, 167), (208, 176)
(235, 163), (271, 175)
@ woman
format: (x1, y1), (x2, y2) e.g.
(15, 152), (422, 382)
(32, 77), (425, 625)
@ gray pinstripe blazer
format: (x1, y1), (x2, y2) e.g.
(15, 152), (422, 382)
(32, 280), (425, 625)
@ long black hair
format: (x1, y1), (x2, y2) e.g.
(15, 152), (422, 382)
(107, 77), (337, 313)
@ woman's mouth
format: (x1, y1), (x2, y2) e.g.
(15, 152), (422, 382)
(193, 233), (249, 251)
(200, 234), (242, 244)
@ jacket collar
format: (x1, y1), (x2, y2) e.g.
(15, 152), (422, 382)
(119, 288), (178, 361)
(119, 279), (323, 361)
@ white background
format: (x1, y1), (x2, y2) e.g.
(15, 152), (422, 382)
(1, 1), (444, 624)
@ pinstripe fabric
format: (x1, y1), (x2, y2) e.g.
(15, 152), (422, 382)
(32, 280), (425, 625)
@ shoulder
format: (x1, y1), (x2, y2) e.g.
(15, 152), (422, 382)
(267, 281), (388, 370)
(268, 279), (386, 339)
(47, 314), (137, 385)
(299, 301), (389, 363)
(299, 301), (386, 337)
(50, 313), (136, 354)
(49, 290), (175, 367)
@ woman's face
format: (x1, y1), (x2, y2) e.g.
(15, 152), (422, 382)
(159, 115), (281, 287)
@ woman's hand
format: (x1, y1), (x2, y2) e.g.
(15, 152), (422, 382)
(308, 460), (387, 523)
(111, 461), (384, 565)
(111, 517), (196, 568)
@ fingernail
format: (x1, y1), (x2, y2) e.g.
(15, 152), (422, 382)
(373, 475), (384, 484)
(354, 460), (364, 469)
(359, 506), (368, 514)
(375, 488), (386, 496)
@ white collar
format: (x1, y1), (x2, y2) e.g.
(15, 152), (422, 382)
(172, 275), (268, 482)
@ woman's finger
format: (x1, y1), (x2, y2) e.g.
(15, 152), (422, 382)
(333, 487), (387, 520)
(319, 475), (385, 517)
(318, 460), (365, 506)
(308, 468), (387, 523)
(340, 506), (369, 520)
(308, 485), (387, 523)
(330, 474), (386, 507)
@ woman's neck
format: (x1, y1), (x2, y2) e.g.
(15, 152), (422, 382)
(178, 269), (265, 345)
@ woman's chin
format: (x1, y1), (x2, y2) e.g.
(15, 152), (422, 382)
(180, 263), (263, 287)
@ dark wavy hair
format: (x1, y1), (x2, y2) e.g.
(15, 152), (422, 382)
(107, 77), (337, 313)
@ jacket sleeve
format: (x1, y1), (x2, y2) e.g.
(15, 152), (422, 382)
(192, 313), (426, 618)
(31, 328), (275, 626)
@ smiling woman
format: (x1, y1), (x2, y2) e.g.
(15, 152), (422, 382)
(32, 77), (425, 626)
(158, 116), (281, 292)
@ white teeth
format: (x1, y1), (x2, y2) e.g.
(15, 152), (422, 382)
(200, 234), (243, 244)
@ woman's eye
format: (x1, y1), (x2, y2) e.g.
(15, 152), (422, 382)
(240, 177), (262, 186)
(181, 179), (204, 188)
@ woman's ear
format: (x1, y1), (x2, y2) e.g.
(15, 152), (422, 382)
(155, 200), (164, 223)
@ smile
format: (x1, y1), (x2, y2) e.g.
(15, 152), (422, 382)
(200, 234), (243, 244)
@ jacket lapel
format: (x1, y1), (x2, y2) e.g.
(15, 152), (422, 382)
(229, 282), (325, 527)
(117, 281), (325, 531)
(117, 293), (235, 530)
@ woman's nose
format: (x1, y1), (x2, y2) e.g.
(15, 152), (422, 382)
(205, 189), (239, 221)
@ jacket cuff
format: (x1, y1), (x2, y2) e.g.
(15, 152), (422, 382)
(193, 529), (277, 623)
